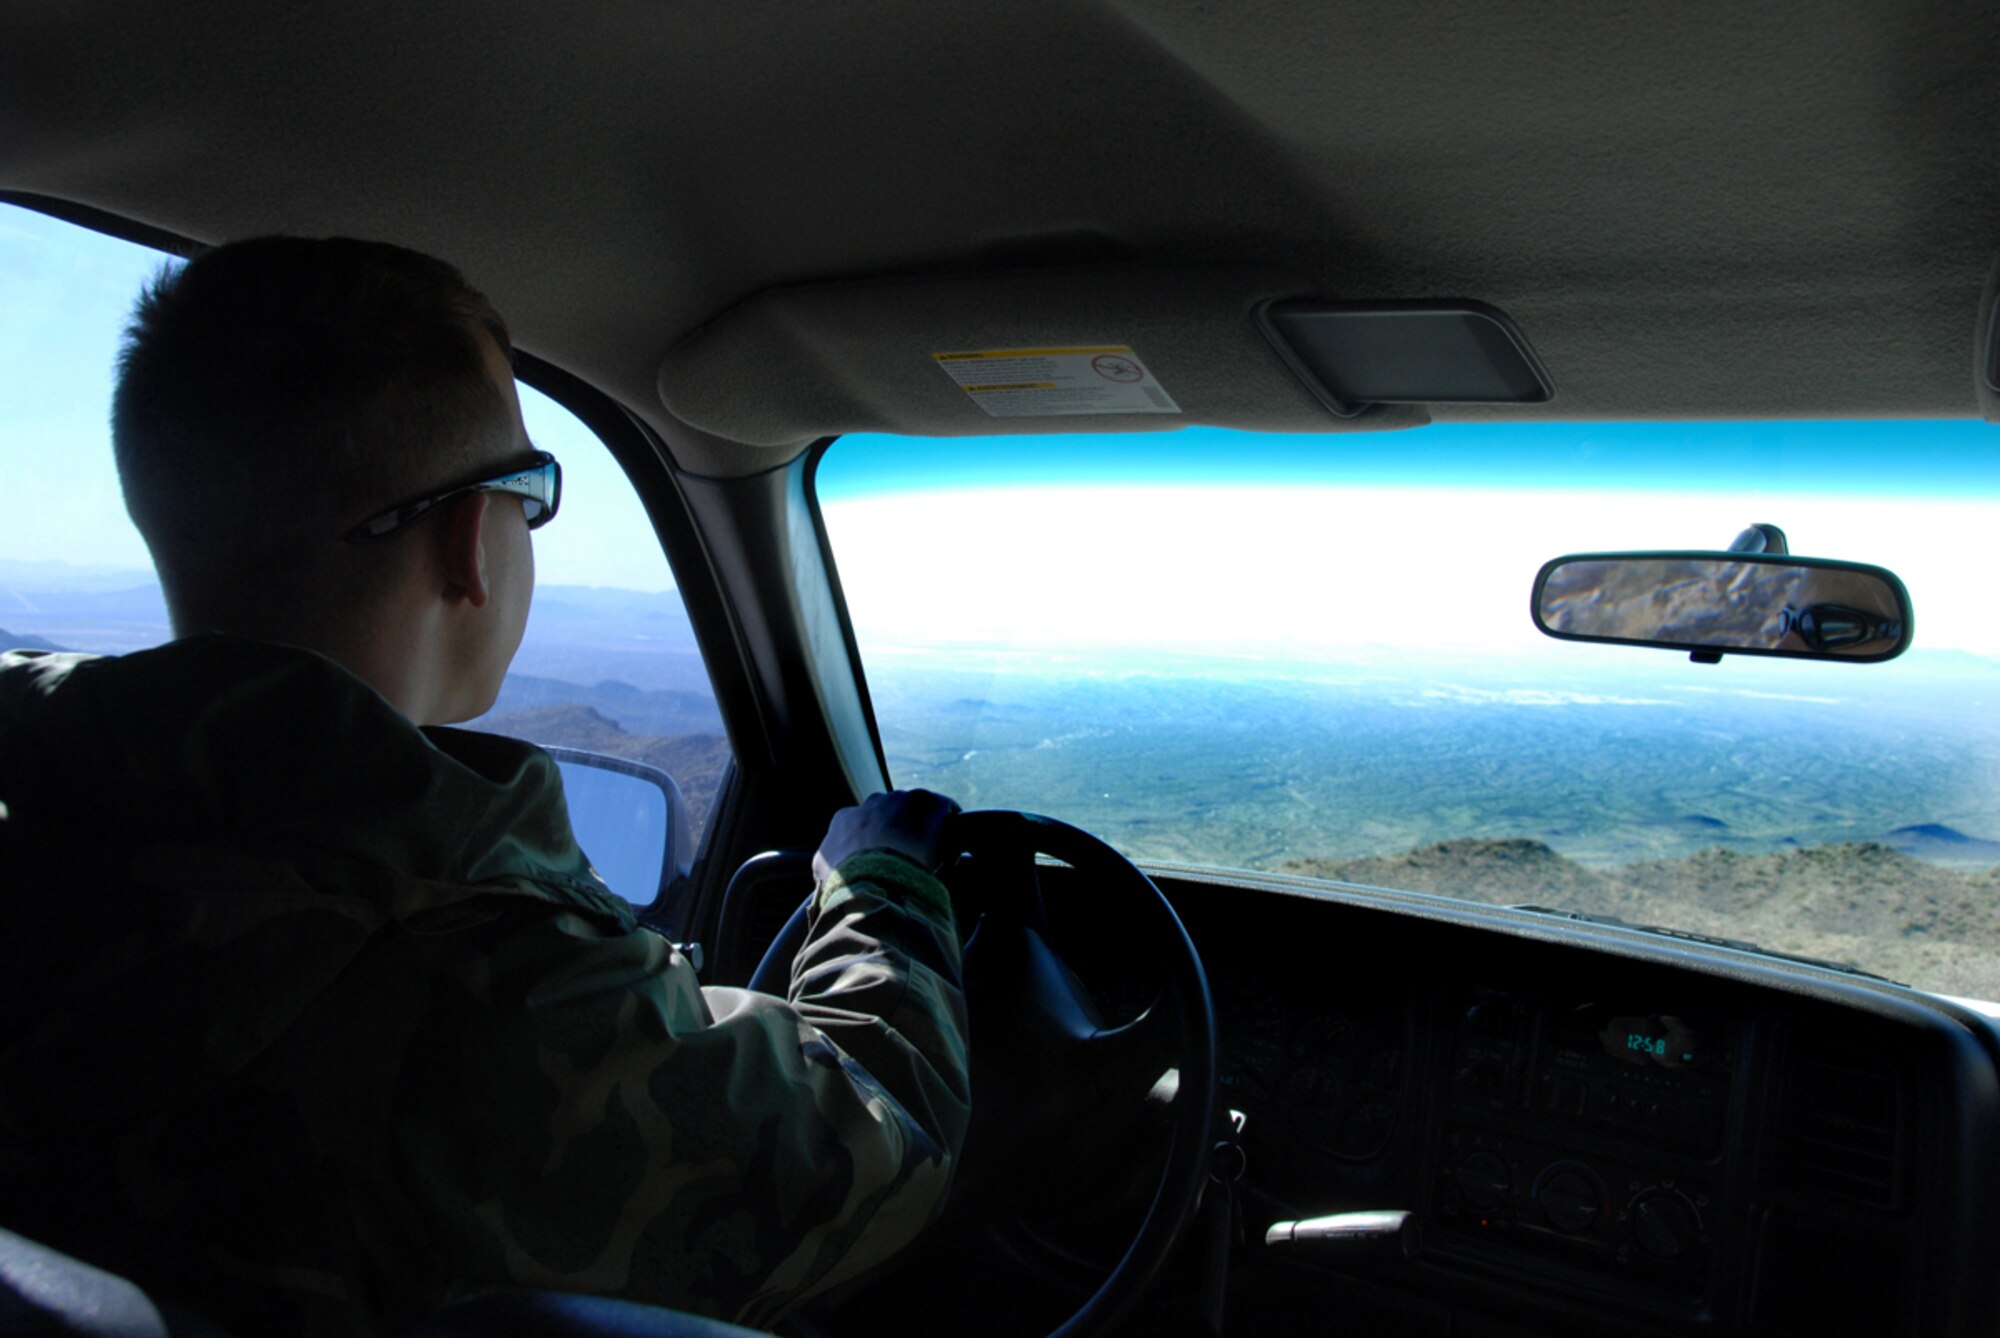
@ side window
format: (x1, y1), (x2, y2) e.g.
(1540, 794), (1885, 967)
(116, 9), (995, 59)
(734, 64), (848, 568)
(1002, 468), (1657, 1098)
(1, 203), (727, 902)
(470, 382), (731, 872)
(3, 207), (174, 651)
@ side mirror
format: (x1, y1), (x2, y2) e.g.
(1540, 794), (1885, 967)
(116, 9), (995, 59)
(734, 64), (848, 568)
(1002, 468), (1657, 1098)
(548, 746), (696, 908)
(1532, 552), (1913, 663)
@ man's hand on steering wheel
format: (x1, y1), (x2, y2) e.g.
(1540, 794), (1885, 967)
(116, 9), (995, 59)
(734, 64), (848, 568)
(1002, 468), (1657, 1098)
(774, 808), (1219, 1338)
(812, 788), (963, 885)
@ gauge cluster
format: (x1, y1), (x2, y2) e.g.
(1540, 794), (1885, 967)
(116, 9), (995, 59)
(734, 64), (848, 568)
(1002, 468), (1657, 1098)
(1216, 974), (1410, 1162)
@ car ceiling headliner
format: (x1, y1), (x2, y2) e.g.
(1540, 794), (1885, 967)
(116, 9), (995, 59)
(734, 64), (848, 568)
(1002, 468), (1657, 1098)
(6, 2), (2000, 475)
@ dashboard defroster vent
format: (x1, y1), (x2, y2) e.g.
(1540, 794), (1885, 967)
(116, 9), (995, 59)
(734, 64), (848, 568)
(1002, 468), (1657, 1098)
(1774, 1041), (1902, 1209)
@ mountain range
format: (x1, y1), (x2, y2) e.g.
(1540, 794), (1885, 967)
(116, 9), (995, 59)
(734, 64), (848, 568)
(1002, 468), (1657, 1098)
(1285, 837), (2000, 997)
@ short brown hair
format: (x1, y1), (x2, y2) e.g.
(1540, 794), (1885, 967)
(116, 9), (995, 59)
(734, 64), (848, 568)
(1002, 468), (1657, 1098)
(112, 236), (513, 626)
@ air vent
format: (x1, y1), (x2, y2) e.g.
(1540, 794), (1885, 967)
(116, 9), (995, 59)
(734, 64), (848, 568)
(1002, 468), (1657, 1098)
(1775, 1042), (1902, 1208)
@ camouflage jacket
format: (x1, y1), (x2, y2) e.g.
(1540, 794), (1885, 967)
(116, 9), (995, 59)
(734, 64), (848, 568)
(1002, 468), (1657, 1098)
(0, 637), (968, 1335)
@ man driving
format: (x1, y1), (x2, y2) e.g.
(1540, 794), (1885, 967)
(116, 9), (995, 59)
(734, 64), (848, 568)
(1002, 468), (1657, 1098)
(0, 237), (968, 1335)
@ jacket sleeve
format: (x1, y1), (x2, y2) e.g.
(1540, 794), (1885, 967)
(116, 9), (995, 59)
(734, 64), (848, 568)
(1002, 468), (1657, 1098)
(383, 850), (967, 1330)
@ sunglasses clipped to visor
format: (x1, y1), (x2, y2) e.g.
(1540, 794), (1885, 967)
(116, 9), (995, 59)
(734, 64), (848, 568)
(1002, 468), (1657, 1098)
(344, 451), (562, 542)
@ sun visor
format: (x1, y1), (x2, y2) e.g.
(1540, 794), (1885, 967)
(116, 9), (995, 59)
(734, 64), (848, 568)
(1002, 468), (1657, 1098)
(654, 265), (1429, 448)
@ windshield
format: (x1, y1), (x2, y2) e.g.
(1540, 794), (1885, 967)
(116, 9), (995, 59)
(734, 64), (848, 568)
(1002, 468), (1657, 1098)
(819, 423), (2000, 998)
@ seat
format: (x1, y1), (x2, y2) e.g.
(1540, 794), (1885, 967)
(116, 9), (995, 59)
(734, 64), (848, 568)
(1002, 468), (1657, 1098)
(0, 1226), (180, 1338)
(0, 1226), (770, 1338)
(398, 1293), (773, 1337)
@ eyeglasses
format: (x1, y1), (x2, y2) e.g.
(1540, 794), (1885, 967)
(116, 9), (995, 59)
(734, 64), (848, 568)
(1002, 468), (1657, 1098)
(1779, 603), (1902, 651)
(343, 451), (561, 542)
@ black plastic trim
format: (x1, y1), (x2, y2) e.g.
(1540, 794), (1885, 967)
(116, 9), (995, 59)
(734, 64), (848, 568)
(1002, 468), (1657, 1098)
(802, 439), (891, 787)
(0, 189), (205, 259)
(1986, 299), (2000, 395)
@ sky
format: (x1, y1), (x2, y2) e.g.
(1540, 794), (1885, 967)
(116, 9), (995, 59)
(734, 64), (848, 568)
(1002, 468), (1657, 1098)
(9, 199), (2000, 657)
(820, 422), (2000, 658)
(820, 478), (2000, 659)
(0, 203), (675, 593)
(818, 416), (2000, 502)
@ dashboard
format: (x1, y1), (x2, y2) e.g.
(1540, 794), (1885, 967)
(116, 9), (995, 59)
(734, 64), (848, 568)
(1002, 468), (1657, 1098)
(1154, 872), (2000, 1338)
(714, 849), (2000, 1336)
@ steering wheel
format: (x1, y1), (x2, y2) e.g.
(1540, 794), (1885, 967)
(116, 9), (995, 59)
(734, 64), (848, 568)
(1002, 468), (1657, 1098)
(748, 810), (1218, 1338)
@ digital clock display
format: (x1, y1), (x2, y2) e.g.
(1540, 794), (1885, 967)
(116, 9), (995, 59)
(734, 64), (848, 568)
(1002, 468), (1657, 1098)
(1600, 1014), (1707, 1068)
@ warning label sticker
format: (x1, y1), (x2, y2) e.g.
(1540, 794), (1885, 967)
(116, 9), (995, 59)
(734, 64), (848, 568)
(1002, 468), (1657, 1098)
(933, 346), (1181, 418)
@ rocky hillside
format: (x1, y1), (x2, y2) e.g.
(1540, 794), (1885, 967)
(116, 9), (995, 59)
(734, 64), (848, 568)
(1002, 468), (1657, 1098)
(0, 628), (66, 652)
(486, 704), (730, 835)
(1285, 839), (2000, 999)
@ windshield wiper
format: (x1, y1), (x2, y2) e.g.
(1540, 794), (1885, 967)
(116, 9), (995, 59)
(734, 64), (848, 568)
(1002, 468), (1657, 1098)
(1507, 905), (1900, 984)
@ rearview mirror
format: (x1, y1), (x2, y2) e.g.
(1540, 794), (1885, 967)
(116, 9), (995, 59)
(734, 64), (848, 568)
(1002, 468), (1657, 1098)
(548, 747), (696, 908)
(1532, 553), (1912, 663)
